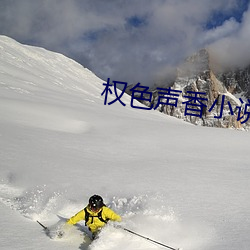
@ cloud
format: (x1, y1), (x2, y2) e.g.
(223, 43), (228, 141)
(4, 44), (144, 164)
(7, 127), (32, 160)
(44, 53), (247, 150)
(0, 0), (249, 85)
(209, 4), (250, 69)
(200, 18), (240, 45)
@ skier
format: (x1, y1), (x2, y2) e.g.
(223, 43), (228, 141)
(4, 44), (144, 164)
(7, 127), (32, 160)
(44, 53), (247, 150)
(66, 194), (121, 239)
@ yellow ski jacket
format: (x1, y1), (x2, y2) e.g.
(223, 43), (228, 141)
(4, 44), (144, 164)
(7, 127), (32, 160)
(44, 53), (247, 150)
(67, 206), (121, 233)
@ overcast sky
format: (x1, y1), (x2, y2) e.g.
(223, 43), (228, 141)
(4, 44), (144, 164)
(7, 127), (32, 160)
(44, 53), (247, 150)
(0, 0), (249, 86)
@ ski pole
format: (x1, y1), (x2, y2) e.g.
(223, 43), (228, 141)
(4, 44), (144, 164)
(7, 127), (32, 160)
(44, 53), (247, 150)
(122, 227), (180, 250)
(37, 220), (48, 231)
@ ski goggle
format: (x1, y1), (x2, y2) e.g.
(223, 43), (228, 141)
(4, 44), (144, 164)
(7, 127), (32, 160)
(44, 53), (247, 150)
(90, 204), (101, 211)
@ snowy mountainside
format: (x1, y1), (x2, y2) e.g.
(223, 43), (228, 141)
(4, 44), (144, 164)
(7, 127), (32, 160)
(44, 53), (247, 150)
(0, 36), (250, 250)
(0, 35), (107, 133)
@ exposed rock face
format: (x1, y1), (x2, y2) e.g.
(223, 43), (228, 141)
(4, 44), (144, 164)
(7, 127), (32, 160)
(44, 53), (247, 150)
(217, 66), (250, 98)
(129, 49), (250, 130)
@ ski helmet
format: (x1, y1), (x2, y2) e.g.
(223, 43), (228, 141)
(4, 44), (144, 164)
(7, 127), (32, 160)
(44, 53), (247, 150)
(89, 195), (104, 210)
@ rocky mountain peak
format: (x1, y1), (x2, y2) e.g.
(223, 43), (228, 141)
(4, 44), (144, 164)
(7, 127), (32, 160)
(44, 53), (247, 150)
(177, 48), (210, 78)
(128, 48), (250, 130)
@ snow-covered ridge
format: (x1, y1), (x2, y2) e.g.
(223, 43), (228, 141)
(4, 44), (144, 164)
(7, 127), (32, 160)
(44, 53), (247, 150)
(0, 35), (104, 134)
(0, 35), (106, 101)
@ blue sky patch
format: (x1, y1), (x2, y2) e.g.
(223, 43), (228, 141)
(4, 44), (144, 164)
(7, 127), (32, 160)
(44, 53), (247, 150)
(126, 15), (147, 28)
(206, 0), (249, 29)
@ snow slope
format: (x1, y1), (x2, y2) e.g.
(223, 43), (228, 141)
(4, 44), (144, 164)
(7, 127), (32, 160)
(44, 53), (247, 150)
(0, 35), (250, 250)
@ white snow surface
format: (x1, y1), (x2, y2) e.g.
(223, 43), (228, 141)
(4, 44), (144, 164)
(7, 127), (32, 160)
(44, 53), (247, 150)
(0, 35), (250, 250)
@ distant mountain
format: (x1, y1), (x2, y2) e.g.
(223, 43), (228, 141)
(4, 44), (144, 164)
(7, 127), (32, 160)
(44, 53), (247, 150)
(128, 49), (250, 130)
